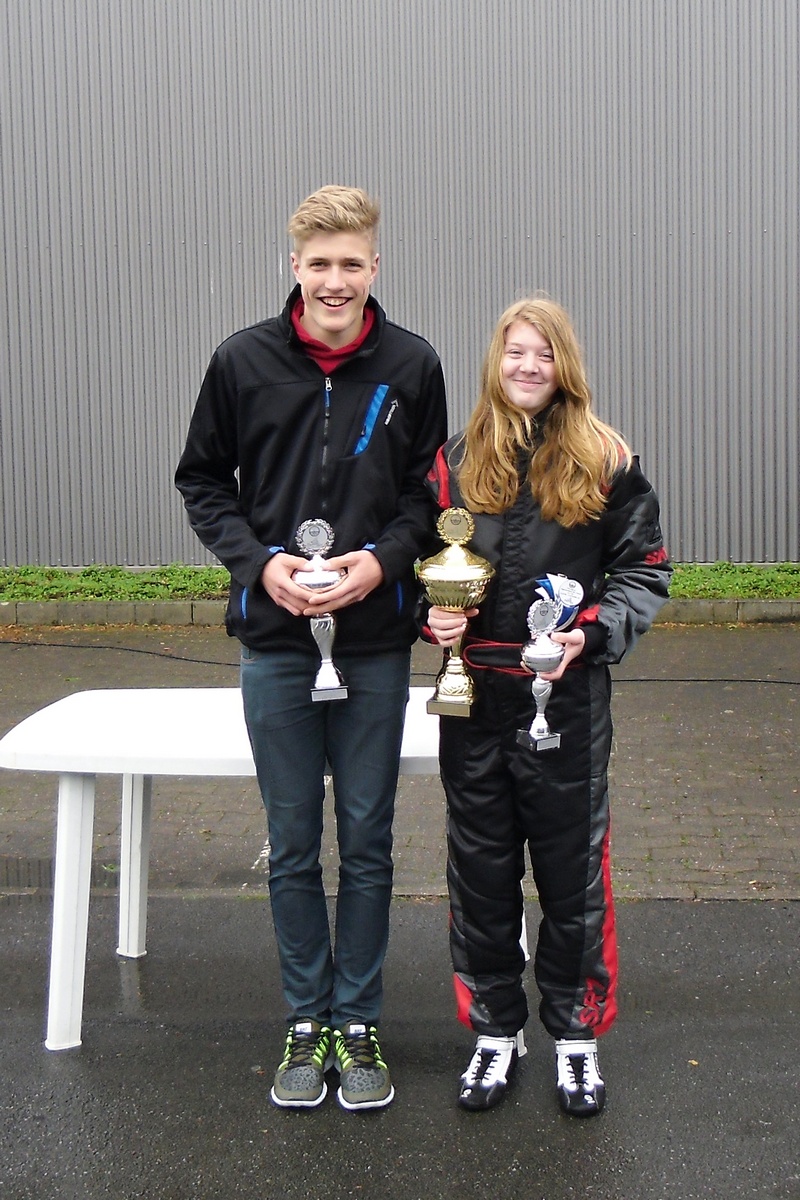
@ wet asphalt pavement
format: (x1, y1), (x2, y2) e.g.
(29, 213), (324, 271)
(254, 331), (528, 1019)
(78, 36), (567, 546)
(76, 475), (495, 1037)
(1, 623), (799, 1199)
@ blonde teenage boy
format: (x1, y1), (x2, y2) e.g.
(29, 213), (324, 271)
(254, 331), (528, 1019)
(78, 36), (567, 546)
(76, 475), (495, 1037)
(176, 186), (447, 1111)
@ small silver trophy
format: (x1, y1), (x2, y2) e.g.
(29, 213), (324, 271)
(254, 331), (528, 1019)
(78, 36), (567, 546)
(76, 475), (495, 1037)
(292, 518), (348, 702)
(517, 574), (584, 752)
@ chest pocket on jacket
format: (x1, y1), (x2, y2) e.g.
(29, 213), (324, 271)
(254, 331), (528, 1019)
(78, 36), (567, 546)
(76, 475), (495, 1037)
(353, 384), (390, 454)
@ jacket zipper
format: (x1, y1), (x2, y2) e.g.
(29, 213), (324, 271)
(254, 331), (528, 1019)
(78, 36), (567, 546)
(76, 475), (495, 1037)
(320, 376), (332, 517)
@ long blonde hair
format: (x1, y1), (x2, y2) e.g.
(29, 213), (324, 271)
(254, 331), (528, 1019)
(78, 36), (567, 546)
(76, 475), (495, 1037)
(456, 298), (631, 527)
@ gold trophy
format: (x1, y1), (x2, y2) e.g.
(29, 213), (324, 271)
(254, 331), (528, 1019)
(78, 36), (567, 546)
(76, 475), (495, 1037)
(418, 508), (495, 717)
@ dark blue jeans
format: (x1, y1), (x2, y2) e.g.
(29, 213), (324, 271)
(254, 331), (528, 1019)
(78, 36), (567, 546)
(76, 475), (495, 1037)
(240, 646), (410, 1028)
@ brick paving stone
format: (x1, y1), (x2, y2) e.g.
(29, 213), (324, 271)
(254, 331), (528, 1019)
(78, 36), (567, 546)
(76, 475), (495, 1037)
(0, 622), (798, 899)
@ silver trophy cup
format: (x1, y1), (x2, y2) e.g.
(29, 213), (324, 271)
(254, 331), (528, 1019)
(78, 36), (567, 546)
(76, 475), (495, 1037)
(292, 519), (348, 702)
(516, 575), (584, 752)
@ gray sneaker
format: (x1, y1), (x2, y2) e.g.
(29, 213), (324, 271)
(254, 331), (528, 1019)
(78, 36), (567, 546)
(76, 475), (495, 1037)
(333, 1022), (394, 1111)
(270, 1020), (332, 1109)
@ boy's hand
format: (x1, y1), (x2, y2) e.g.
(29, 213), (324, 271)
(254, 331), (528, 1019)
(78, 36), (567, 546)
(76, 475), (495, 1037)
(261, 553), (322, 616)
(298, 550), (384, 614)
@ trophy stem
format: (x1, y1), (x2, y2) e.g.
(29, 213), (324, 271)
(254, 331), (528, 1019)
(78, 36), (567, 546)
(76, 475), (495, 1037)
(450, 628), (465, 660)
(310, 614), (348, 702)
(530, 675), (555, 739)
(516, 673), (560, 751)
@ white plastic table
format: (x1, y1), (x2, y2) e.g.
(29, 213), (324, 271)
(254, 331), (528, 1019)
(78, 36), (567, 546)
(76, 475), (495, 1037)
(0, 686), (439, 1051)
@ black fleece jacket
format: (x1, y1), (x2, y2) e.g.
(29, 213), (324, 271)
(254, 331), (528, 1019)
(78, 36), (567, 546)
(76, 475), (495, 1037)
(176, 287), (448, 655)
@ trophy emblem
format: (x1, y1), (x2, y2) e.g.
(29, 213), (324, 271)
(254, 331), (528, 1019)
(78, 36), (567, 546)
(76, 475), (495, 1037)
(293, 519), (348, 702)
(516, 574), (584, 752)
(418, 508), (495, 717)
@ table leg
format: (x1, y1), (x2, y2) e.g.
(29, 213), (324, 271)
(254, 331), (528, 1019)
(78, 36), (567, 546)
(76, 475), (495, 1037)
(520, 911), (530, 962)
(45, 772), (95, 1051)
(118, 774), (152, 958)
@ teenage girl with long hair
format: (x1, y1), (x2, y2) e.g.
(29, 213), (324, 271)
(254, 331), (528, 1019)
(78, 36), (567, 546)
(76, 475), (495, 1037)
(426, 297), (671, 1115)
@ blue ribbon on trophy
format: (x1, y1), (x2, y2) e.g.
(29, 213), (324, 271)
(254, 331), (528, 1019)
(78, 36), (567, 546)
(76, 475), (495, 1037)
(516, 574), (584, 752)
(292, 518), (348, 702)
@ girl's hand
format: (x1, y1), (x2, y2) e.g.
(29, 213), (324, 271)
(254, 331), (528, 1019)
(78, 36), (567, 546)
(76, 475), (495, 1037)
(427, 605), (479, 648)
(537, 628), (586, 681)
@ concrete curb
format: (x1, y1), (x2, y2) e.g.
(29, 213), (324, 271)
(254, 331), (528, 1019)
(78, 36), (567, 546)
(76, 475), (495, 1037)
(0, 599), (228, 627)
(654, 597), (800, 624)
(0, 597), (798, 627)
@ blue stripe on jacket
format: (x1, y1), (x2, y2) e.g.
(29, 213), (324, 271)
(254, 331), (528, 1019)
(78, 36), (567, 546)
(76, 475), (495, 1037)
(354, 385), (389, 454)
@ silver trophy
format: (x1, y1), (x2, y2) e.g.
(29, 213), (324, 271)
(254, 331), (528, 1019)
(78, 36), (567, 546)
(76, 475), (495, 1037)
(517, 575), (584, 752)
(292, 519), (348, 702)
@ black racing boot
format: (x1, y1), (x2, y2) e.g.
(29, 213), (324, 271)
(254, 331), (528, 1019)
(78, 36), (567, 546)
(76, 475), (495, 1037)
(555, 1037), (605, 1117)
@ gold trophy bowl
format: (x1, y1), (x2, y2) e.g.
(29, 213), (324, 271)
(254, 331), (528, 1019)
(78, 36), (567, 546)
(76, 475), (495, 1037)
(418, 508), (495, 717)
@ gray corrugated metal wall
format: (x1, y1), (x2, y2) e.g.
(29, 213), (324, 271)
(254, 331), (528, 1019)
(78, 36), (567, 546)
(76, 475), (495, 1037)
(1, 0), (798, 565)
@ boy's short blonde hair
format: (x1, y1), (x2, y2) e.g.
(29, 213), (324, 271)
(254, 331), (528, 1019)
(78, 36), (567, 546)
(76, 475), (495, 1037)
(288, 185), (380, 250)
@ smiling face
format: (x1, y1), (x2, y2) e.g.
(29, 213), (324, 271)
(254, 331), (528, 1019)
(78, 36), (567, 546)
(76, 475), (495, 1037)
(291, 231), (379, 348)
(499, 320), (558, 415)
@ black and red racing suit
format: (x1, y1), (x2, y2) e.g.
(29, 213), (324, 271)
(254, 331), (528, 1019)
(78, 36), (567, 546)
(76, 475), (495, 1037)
(426, 434), (671, 1041)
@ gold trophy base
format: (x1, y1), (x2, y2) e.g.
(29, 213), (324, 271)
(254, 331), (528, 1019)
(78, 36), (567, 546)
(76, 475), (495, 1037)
(426, 656), (474, 718)
(427, 695), (474, 717)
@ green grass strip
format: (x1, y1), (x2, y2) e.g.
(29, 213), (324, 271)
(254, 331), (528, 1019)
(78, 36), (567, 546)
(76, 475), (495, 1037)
(0, 565), (231, 602)
(0, 561), (798, 603)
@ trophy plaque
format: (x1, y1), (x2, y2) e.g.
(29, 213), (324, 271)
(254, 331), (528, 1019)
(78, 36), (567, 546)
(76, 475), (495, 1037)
(418, 508), (495, 717)
(292, 519), (348, 702)
(516, 574), (584, 751)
